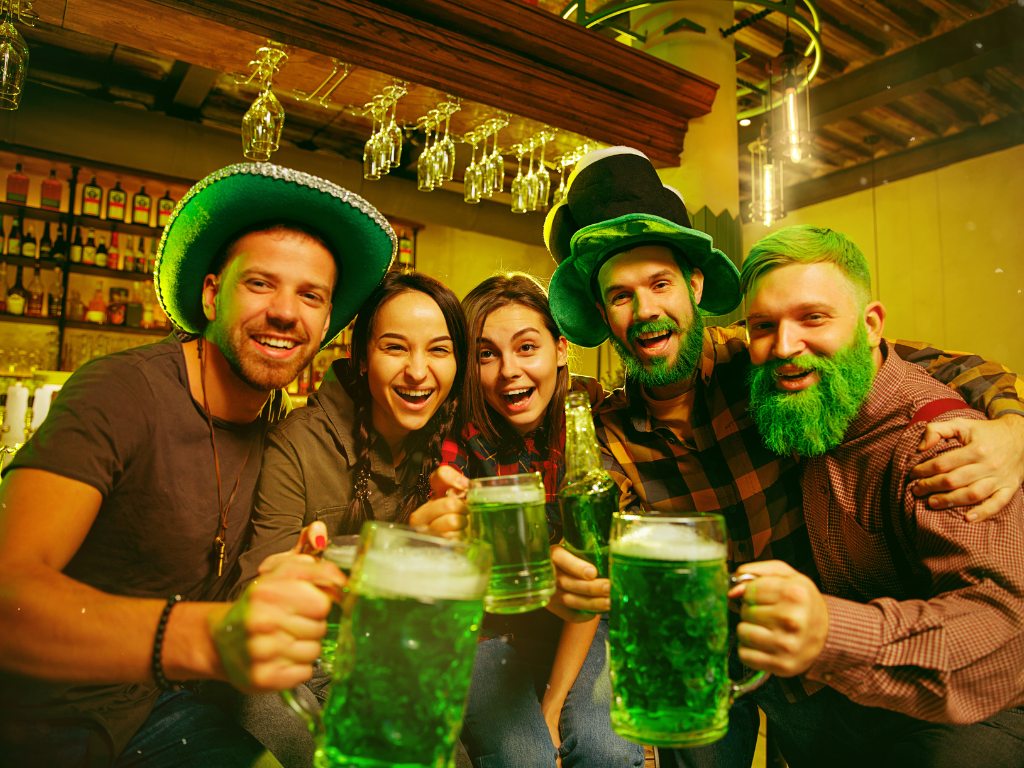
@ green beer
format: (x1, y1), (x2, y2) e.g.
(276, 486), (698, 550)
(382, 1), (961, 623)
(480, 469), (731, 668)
(317, 532), (489, 768)
(609, 518), (731, 747)
(467, 473), (554, 614)
(559, 471), (617, 578)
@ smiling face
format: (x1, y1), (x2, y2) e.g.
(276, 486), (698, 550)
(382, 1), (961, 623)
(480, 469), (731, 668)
(596, 244), (706, 396)
(365, 290), (459, 452)
(477, 302), (568, 435)
(745, 261), (885, 455)
(202, 227), (334, 392)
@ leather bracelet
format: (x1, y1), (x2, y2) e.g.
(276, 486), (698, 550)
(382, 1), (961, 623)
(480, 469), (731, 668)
(151, 594), (183, 691)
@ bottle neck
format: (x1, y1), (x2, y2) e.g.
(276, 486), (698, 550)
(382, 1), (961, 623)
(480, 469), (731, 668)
(564, 401), (602, 481)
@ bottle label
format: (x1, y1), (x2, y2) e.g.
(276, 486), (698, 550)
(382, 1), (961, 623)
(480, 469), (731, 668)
(107, 190), (127, 221)
(70, 244), (82, 263)
(157, 198), (175, 226)
(7, 293), (25, 315)
(133, 195), (152, 225)
(41, 181), (62, 210)
(82, 187), (102, 217)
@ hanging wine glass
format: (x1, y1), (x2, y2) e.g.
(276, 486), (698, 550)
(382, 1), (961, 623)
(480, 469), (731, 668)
(363, 100), (384, 180)
(535, 132), (551, 212)
(488, 118), (507, 195)
(523, 140), (539, 212)
(417, 117), (437, 192)
(242, 88), (285, 162)
(0, 18), (29, 111)
(439, 106), (457, 182)
(510, 144), (528, 214)
(464, 132), (482, 204)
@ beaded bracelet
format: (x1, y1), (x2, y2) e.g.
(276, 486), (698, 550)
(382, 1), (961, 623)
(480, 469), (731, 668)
(151, 594), (183, 691)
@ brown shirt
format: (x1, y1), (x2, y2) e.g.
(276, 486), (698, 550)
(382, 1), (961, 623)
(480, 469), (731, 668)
(803, 342), (1024, 723)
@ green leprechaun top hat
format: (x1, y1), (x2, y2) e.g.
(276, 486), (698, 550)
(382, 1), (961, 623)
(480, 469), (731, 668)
(544, 147), (741, 348)
(154, 162), (396, 347)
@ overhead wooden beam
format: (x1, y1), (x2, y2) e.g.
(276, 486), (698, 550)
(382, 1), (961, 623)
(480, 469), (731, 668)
(739, 4), (1023, 146)
(46, 0), (718, 166)
(786, 113), (1024, 210)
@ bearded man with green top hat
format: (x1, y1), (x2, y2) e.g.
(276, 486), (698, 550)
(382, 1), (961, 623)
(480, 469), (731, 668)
(542, 147), (1024, 768)
(0, 162), (394, 767)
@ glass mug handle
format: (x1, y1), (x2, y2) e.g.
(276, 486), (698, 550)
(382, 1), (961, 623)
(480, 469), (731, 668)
(282, 686), (323, 736)
(728, 572), (770, 701)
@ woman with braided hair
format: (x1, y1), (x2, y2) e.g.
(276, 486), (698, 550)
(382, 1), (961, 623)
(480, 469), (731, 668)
(236, 270), (468, 581)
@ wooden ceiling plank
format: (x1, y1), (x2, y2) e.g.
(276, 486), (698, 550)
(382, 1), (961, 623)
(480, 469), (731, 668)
(738, 4), (1023, 146)
(857, 0), (938, 42)
(814, 8), (888, 60)
(788, 113), (1024, 210)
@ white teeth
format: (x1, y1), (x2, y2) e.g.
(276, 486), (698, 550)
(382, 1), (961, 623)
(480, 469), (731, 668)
(255, 336), (297, 349)
(395, 387), (432, 397)
(505, 388), (531, 396)
(639, 331), (669, 340)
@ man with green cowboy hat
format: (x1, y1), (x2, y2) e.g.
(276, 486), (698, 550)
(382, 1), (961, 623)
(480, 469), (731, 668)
(542, 147), (1024, 767)
(0, 162), (395, 767)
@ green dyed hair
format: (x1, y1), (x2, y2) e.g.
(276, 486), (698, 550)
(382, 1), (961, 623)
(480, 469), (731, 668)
(740, 225), (872, 305)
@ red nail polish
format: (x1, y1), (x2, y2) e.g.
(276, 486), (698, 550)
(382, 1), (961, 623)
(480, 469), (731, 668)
(315, 535), (327, 550)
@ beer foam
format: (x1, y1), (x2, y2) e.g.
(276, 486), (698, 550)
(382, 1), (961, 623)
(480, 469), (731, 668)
(611, 523), (726, 562)
(467, 483), (544, 506)
(358, 548), (487, 601)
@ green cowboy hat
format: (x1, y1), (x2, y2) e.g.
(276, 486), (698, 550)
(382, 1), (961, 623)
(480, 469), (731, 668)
(154, 162), (396, 347)
(544, 147), (741, 348)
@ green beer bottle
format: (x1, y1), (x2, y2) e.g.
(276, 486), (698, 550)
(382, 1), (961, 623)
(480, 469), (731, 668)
(558, 391), (618, 577)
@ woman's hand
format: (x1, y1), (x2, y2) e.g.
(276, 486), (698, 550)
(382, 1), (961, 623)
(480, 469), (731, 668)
(546, 545), (610, 621)
(430, 464), (469, 499)
(409, 496), (469, 537)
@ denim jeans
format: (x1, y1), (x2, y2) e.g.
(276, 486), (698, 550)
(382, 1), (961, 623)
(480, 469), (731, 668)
(656, 696), (761, 768)
(0, 689), (268, 768)
(461, 618), (644, 768)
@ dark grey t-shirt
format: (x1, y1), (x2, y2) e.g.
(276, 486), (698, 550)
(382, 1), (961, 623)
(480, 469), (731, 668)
(1, 335), (285, 756)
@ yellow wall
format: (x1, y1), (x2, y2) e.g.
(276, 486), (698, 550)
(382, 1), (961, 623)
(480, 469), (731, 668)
(743, 145), (1024, 372)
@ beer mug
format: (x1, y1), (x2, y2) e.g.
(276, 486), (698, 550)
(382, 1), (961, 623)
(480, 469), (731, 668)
(466, 472), (555, 614)
(318, 534), (360, 675)
(289, 522), (492, 768)
(607, 513), (767, 748)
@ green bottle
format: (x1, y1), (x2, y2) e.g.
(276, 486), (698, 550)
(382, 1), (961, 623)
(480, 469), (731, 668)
(558, 390), (619, 577)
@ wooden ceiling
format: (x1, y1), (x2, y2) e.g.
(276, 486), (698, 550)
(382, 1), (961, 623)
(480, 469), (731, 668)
(11, 0), (1024, 212)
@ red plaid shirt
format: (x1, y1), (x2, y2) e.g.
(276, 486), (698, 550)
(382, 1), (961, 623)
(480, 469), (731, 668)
(804, 344), (1024, 722)
(593, 326), (1024, 576)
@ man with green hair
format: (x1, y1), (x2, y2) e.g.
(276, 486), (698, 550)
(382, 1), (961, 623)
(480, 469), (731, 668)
(542, 147), (1024, 767)
(731, 224), (1024, 766)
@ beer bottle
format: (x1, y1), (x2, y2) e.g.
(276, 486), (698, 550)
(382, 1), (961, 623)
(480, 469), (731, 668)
(21, 224), (36, 258)
(95, 235), (109, 269)
(51, 224), (67, 261)
(6, 217), (21, 256)
(26, 255), (45, 318)
(69, 225), (83, 263)
(7, 265), (27, 316)
(558, 390), (619, 577)
(82, 228), (97, 265)
(0, 262), (8, 312)
(39, 223), (53, 259)
(157, 190), (175, 227)
(48, 267), (64, 319)
(108, 231), (121, 271)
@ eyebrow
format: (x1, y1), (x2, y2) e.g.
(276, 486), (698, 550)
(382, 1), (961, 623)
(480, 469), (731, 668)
(378, 332), (453, 344)
(239, 268), (332, 295)
(478, 327), (543, 344)
(746, 302), (835, 320)
(602, 269), (676, 300)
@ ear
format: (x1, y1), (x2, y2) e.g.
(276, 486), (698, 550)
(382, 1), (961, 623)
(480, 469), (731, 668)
(556, 335), (569, 368)
(595, 299), (608, 326)
(201, 275), (219, 321)
(864, 301), (885, 346)
(689, 267), (705, 305)
(319, 302), (333, 344)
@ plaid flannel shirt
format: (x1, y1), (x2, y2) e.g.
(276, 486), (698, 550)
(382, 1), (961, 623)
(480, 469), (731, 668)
(594, 325), (1024, 574)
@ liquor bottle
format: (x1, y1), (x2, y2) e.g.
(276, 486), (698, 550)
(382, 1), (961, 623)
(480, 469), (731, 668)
(21, 224), (36, 258)
(39, 223), (53, 259)
(82, 228), (97, 265)
(106, 181), (127, 222)
(398, 231), (414, 271)
(67, 289), (85, 322)
(69, 225), (83, 263)
(95, 234), (109, 268)
(145, 237), (157, 273)
(51, 224), (67, 261)
(26, 256), (46, 318)
(40, 169), (63, 211)
(108, 231), (121, 271)
(85, 280), (107, 324)
(5, 163), (29, 204)
(81, 176), (103, 217)
(0, 262), (8, 312)
(6, 265), (27, 316)
(157, 190), (175, 227)
(557, 391), (620, 578)
(122, 233), (135, 272)
(48, 267), (63, 319)
(6, 218), (21, 257)
(131, 186), (152, 225)
(135, 236), (147, 273)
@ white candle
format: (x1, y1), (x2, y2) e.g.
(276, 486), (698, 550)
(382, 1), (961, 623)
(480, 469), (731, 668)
(30, 385), (60, 431)
(3, 384), (29, 447)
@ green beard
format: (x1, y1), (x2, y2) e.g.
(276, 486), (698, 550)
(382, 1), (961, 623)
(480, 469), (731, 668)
(611, 308), (706, 390)
(748, 326), (876, 457)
